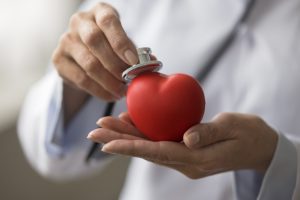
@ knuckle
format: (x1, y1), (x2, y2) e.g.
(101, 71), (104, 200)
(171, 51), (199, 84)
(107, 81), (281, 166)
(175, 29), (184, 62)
(69, 13), (78, 25)
(52, 33), (73, 66)
(220, 112), (234, 120)
(249, 114), (263, 123)
(246, 115), (266, 131)
(97, 10), (118, 28)
(213, 112), (236, 124)
(82, 27), (101, 46)
(58, 32), (72, 46)
(70, 12), (86, 25)
(256, 117), (266, 126)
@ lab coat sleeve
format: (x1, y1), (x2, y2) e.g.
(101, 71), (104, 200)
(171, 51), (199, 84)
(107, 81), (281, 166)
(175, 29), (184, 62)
(257, 133), (297, 200)
(18, 70), (115, 182)
(234, 132), (298, 200)
(288, 135), (300, 200)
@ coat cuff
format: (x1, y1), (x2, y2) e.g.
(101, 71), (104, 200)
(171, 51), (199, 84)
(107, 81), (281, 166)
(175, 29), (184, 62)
(257, 132), (297, 200)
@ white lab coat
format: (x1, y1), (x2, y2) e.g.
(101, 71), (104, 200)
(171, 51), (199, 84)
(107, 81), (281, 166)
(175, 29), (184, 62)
(18, 0), (300, 199)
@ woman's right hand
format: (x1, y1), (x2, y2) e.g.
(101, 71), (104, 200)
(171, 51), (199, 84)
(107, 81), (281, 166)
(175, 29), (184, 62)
(52, 2), (138, 101)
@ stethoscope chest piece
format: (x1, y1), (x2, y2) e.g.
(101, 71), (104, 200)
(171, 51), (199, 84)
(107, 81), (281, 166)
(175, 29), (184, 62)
(122, 47), (162, 82)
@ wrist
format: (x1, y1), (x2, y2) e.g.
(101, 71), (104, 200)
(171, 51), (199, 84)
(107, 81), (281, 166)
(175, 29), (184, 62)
(256, 129), (279, 173)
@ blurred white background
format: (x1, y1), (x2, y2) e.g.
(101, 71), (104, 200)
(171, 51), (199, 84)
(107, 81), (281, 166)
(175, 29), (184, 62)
(0, 0), (81, 131)
(0, 0), (129, 199)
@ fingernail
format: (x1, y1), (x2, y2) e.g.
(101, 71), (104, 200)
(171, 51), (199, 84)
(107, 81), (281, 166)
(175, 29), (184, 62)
(87, 131), (95, 139)
(124, 49), (138, 65)
(101, 144), (113, 153)
(101, 145), (108, 152)
(96, 118), (104, 126)
(185, 132), (199, 147)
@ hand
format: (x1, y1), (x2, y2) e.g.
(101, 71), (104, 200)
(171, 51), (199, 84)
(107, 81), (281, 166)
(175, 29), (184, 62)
(87, 112), (278, 179)
(52, 2), (138, 101)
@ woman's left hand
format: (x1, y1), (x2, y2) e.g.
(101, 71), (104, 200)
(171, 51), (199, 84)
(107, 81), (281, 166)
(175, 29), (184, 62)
(87, 112), (278, 179)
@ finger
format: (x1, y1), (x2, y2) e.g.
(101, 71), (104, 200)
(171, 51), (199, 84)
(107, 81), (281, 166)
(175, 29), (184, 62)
(53, 53), (116, 101)
(183, 122), (235, 149)
(74, 16), (128, 81)
(97, 116), (144, 138)
(118, 112), (134, 125)
(94, 3), (138, 65)
(102, 139), (194, 164)
(66, 37), (126, 98)
(87, 128), (142, 144)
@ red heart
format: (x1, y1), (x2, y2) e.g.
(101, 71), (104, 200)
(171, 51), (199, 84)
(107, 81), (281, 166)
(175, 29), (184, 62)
(126, 72), (205, 141)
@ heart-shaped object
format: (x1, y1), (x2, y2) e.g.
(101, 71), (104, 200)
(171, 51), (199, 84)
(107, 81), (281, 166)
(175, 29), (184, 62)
(126, 72), (205, 141)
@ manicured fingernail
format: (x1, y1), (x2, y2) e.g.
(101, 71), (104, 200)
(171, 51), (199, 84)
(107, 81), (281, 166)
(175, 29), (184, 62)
(87, 131), (95, 139)
(96, 118), (104, 126)
(124, 49), (138, 65)
(185, 132), (199, 147)
(101, 145), (108, 152)
(101, 144), (113, 153)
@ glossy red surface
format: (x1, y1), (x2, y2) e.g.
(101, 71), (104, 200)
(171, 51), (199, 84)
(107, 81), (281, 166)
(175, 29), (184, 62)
(127, 72), (205, 141)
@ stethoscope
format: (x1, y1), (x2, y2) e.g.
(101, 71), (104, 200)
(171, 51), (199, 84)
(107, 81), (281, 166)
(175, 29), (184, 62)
(86, 0), (256, 162)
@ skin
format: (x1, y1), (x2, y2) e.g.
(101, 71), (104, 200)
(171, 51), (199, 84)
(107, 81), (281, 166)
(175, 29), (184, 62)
(52, 3), (278, 179)
(87, 112), (278, 179)
(52, 3), (138, 124)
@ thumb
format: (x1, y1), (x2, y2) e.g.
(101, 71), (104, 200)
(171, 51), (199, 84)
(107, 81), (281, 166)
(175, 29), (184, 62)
(183, 123), (227, 149)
